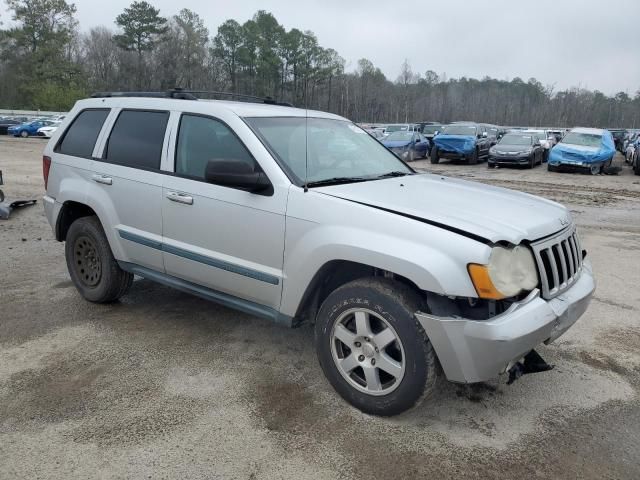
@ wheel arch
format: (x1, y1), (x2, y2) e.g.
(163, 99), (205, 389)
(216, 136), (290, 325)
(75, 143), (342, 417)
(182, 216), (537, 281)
(293, 259), (428, 324)
(55, 200), (98, 241)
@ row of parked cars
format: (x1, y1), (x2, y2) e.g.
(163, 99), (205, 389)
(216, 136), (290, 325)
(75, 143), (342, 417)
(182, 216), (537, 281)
(0, 114), (66, 138)
(362, 121), (635, 175)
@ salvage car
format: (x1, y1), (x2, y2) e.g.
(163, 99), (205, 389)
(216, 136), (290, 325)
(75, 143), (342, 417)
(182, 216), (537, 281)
(548, 127), (615, 175)
(430, 123), (492, 164)
(382, 131), (429, 161)
(0, 118), (20, 135)
(7, 120), (52, 138)
(419, 123), (442, 143)
(42, 91), (595, 416)
(488, 133), (544, 168)
(37, 121), (62, 138)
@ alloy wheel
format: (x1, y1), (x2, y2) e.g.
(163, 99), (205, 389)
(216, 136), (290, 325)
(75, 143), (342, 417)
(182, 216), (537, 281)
(330, 308), (406, 396)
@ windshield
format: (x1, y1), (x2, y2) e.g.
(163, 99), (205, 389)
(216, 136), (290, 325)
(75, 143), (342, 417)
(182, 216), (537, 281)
(385, 131), (413, 142)
(561, 132), (602, 148)
(385, 125), (408, 133)
(246, 117), (412, 186)
(441, 125), (477, 136)
(422, 125), (441, 134)
(499, 134), (533, 146)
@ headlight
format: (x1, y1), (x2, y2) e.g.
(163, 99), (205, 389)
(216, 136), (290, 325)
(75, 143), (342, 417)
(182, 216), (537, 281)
(468, 245), (538, 299)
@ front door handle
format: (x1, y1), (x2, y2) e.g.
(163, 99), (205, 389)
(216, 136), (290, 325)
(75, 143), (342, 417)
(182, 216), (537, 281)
(92, 174), (112, 185)
(166, 191), (194, 205)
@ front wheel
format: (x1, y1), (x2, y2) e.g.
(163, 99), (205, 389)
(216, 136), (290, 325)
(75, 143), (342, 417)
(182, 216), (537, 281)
(65, 216), (133, 303)
(20, 130), (28, 138)
(408, 149), (415, 162)
(468, 149), (478, 165)
(589, 164), (601, 175)
(430, 146), (440, 164)
(315, 278), (437, 416)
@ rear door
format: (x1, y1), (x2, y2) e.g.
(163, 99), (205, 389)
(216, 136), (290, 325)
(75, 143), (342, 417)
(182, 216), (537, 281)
(161, 112), (286, 310)
(90, 109), (170, 272)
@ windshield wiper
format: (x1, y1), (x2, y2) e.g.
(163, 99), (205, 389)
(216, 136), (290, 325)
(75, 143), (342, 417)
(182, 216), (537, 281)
(306, 176), (370, 187)
(375, 171), (412, 178)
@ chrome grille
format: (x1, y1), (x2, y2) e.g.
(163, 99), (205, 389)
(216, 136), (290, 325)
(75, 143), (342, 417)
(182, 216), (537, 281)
(531, 226), (583, 299)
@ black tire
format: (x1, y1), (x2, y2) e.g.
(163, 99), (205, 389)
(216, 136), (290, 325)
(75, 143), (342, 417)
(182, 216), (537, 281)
(408, 149), (415, 162)
(528, 155), (535, 169)
(468, 149), (478, 165)
(548, 163), (557, 172)
(487, 162), (495, 168)
(315, 278), (437, 416)
(65, 216), (133, 303)
(0, 189), (4, 203)
(634, 155), (640, 175)
(20, 130), (28, 138)
(430, 146), (439, 164)
(589, 163), (601, 175)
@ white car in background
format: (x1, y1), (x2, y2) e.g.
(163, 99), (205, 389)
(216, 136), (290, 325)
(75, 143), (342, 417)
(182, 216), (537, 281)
(523, 129), (556, 161)
(37, 121), (62, 138)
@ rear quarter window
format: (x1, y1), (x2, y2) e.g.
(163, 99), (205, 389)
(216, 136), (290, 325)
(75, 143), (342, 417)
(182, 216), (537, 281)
(56, 109), (110, 157)
(104, 110), (169, 170)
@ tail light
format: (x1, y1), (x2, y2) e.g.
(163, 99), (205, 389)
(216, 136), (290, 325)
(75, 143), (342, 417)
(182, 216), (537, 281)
(43, 156), (51, 190)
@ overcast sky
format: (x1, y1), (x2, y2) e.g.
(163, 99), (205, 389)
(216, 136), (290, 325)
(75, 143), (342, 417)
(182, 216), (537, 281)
(4, 0), (640, 95)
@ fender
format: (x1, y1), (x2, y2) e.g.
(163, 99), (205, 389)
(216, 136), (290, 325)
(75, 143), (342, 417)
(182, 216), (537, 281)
(279, 189), (490, 317)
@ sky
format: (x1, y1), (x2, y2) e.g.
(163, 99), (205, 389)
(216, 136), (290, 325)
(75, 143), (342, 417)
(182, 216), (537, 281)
(3, 0), (640, 95)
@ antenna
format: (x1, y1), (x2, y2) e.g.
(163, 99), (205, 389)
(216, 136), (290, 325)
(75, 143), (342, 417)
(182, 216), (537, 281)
(303, 103), (309, 193)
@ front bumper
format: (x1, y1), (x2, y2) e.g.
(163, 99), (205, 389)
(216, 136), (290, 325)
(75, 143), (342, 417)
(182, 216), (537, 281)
(415, 259), (595, 383)
(488, 154), (530, 165)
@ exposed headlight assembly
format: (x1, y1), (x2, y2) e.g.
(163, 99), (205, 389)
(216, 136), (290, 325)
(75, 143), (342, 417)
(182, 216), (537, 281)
(468, 245), (538, 299)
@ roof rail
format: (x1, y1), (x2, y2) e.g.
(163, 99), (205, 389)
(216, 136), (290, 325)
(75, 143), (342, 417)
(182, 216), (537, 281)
(90, 88), (293, 107)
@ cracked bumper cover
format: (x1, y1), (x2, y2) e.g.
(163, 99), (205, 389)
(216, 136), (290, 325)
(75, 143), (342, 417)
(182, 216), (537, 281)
(415, 259), (595, 383)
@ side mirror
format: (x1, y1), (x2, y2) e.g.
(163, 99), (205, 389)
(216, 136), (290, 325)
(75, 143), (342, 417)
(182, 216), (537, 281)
(482, 132), (488, 138)
(205, 159), (272, 195)
(434, 131), (439, 136)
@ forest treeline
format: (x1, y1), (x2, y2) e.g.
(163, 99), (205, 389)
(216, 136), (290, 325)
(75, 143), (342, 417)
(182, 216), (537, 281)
(1, 0), (639, 127)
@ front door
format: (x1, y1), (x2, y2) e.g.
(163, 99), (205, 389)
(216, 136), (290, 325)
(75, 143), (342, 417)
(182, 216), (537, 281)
(161, 113), (286, 310)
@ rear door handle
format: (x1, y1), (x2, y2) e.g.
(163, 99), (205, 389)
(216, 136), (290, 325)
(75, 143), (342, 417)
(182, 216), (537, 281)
(92, 174), (112, 185)
(166, 191), (193, 205)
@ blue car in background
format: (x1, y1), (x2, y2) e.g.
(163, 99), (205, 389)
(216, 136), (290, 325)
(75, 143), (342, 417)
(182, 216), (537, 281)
(430, 123), (492, 165)
(381, 131), (430, 161)
(7, 120), (51, 138)
(547, 127), (615, 175)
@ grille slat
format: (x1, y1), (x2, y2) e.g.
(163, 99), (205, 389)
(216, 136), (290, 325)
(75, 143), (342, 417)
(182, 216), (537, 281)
(532, 226), (583, 299)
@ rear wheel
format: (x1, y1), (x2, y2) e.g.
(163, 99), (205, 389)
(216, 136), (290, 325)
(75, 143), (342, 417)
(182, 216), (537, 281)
(315, 278), (437, 416)
(65, 216), (133, 303)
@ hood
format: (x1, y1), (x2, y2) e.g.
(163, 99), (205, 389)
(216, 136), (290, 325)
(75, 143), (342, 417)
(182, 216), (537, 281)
(315, 173), (569, 244)
(433, 135), (476, 154)
(493, 143), (532, 153)
(382, 140), (411, 148)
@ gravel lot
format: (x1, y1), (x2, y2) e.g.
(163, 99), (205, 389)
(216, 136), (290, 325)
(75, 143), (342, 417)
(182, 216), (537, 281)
(1, 136), (639, 479)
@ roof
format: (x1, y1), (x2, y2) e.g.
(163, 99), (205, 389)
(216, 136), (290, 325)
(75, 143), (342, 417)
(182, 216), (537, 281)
(75, 96), (346, 121)
(571, 127), (607, 135)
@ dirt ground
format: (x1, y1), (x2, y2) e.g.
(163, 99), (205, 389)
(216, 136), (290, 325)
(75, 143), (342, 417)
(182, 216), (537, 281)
(1, 136), (639, 479)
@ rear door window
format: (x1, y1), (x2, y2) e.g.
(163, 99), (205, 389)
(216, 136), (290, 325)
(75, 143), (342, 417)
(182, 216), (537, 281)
(104, 110), (169, 170)
(56, 109), (109, 157)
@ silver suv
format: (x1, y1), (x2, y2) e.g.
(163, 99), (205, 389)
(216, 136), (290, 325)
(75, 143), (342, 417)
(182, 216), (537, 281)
(43, 92), (595, 416)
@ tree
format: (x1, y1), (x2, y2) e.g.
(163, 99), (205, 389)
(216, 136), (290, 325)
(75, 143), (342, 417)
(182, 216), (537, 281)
(0, 0), (83, 108)
(213, 19), (243, 92)
(113, 1), (167, 88)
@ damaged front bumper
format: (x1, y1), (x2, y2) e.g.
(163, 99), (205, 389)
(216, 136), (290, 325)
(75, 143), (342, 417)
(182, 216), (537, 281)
(415, 259), (595, 383)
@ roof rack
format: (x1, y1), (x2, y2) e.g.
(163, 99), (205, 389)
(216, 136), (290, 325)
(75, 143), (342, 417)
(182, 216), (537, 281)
(90, 88), (293, 107)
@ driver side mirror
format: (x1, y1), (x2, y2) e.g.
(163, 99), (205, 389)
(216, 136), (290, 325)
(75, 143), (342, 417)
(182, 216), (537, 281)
(482, 132), (488, 138)
(205, 159), (272, 195)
